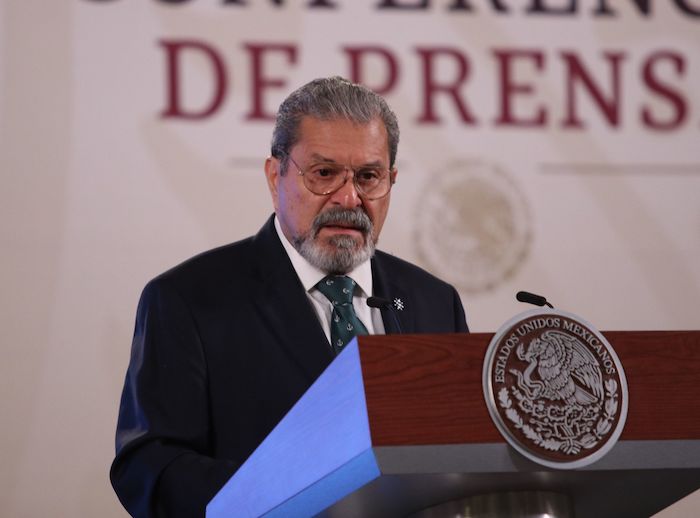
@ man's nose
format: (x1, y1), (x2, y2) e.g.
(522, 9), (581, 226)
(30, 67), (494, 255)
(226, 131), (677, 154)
(330, 172), (362, 208)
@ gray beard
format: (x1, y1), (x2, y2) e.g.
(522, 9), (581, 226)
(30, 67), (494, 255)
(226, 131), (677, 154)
(294, 208), (375, 274)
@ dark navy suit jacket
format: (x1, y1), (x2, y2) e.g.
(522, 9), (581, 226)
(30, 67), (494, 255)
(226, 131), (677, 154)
(110, 215), (468, 518)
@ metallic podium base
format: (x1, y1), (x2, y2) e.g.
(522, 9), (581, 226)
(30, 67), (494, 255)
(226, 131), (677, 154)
(410, 491), (573, 518)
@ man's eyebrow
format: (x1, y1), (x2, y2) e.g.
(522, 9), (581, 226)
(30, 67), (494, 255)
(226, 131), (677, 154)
(308, 153), (385, 167)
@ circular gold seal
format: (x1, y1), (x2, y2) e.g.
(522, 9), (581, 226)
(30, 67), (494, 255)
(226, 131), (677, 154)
(414, 159), (531, 293)
(483, 309), (628, 469)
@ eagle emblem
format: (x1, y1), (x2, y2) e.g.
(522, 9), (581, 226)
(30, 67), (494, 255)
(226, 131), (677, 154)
(513, 330), (604, 407)
(483, 309), (628, 469)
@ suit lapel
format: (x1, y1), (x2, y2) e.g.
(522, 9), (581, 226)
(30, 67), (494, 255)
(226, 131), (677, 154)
(371, 254), (415, 334)
(250, 217), (333, 382)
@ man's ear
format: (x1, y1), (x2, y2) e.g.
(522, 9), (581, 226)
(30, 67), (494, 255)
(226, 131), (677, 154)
(264, 156), (280, 212)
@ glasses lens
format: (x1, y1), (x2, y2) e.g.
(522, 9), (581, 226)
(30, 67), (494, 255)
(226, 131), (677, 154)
(355, 167), (389, 198)
(301, 161), (393, 200)
(304, 164), (347, 195)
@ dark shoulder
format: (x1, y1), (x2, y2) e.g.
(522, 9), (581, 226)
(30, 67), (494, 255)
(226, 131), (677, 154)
(161, 237), (255, 281)
(374, 249), (468, 332)
(144, 235), (259, 304)
(373, 249), (455, 291)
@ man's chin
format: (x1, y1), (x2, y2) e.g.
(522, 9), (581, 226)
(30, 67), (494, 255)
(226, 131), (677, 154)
(323, 232), (366, 249)
(317, 225), (365, 242)
(297, 233), (375, 274)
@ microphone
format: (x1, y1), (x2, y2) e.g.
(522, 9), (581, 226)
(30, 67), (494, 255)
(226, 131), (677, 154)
(367, 296), (403, 334)
(367, 296), (390, 309)
(516, 291), (554, 308)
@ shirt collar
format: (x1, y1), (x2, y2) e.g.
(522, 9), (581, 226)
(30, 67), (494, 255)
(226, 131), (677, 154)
(274, 215), (373, 296)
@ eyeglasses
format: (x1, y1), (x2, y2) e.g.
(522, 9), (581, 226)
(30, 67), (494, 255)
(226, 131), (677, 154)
(285, 155), (396, 201)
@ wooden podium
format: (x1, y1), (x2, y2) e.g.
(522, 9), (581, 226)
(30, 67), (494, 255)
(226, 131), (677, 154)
(207, 331), (700, 517)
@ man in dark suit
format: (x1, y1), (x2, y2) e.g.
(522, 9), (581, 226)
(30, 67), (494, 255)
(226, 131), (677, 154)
(111, 77), (468, 518)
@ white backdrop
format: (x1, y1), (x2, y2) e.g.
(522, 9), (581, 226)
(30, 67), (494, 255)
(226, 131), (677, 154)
(1, 1), (699, 516)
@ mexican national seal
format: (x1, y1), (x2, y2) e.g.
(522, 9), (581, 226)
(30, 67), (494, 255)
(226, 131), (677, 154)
(414, 159), (531, 293)
(483, 308), (628, 469)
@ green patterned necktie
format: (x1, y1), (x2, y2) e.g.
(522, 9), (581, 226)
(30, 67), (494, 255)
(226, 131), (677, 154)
(316, 275), (368, 355)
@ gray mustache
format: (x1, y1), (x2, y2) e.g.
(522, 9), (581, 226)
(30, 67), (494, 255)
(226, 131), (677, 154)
(312, 208), (372, 235)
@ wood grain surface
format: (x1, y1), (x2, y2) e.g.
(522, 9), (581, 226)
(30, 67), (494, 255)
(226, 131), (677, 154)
(357, 331), (700, 446)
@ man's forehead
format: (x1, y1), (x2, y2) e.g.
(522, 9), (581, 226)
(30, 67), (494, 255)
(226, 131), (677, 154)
(294, 116), (389, 155)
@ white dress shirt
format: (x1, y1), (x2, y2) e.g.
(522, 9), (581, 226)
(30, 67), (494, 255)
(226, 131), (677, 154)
(274, 216), (385, 344)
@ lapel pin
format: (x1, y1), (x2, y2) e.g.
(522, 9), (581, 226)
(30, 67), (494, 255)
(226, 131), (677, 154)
(393, 298), (405, 311)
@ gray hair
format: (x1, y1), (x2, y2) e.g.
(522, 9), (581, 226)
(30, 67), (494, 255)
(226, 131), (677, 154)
(271, 76), (400, 174)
